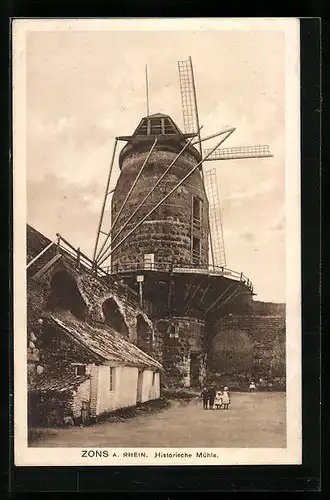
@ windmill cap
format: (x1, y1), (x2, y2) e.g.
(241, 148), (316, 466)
(133, 113), (184, 136)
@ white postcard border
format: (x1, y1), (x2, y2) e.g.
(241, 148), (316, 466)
(13, 17), (301, 467)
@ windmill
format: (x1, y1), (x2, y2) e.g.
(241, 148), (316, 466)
(177, 57), (273, 268)
(92, 58), (273, 272)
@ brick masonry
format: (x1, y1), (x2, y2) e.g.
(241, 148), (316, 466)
(27, 226), (163, 385)
(107, 126), (286, 389)
(111, 146), (209, 270)
(209, 308), (286, 380)
(27, 106), (286, 392)
(155, 316), (207, 388)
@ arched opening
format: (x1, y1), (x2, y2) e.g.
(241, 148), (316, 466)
(136, 314), (152, 353)
(102, 298), (129, 338)
(46, 271), (87, 319)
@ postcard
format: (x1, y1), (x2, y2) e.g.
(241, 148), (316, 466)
(13, 17), (301, 466)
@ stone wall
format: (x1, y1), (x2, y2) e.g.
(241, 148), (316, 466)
(209, 308), (286, 381)
(111, 147), (209, 270)
(27, 225), (286, 392)
(155, 316), (207, 388)
(26, 226), (163, 384)
(72, 379), (91, 420)
(40, 324), (98, 373)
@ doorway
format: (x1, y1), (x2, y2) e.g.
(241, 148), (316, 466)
(81, 400), (90, 425)
(137, 370), (144, 404)
(190, 353), (200, 387)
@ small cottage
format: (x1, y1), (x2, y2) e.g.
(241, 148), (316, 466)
(28, 309), (162, 427)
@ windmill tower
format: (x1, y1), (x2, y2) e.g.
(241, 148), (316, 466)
(178, 57), (273, 268)
(91, 58), (270, 389)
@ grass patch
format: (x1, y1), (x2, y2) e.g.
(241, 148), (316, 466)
(162, 387), (201, 401)
(92, 397), (170, 424)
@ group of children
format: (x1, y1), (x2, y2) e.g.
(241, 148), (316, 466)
(200, 379), (260, 410)
(200, 384), (231, 410)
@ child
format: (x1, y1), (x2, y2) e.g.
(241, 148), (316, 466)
(200, 386), (209, 410)
(222, 387), (230, 409)
(208, 384), (216, 410)
(214, 390), (223, 410)
(249, 381), (256, 392)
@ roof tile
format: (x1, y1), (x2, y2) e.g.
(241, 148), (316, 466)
(31, 372), (90, 393)
(46, 310), (162, 371)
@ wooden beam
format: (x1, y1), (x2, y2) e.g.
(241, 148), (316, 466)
(96, 137), (158, 263)
(116, 136), (132, 141)
(185, 279), (205, 309)
(98, 128), (236, 266)
(222, 288), (242, 308)
(31, 254), (62, 279)
(101, 129), (201, 258)
(184, 282), (193, 301)
(202, 283), (237, 318)
(167, 279), (173, 310)
(199, 283), (211, 305)
(92, 138), (118, 262)
(27, 239), (58, 269)
(76, 247), (81, 269)
(212, 288), (241, 314)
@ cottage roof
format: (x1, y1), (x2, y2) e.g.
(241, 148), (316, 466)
(46, 310), (163, 371)
(30, 372), (90, 393)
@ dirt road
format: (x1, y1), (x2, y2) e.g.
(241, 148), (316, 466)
(30, 392), (286, 448)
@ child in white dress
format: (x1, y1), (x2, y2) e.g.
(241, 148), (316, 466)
(214, 390), (223, 410)
(249, 381), (256, 392)
(222, 387), (230, 409)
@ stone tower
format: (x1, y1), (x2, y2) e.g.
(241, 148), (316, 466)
(111, 113), (209, 271)
(111, 113), (253, 388)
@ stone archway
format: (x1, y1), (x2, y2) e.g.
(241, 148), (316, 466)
(136, 314), (152, 353)
(102, 298), (129, 338)
(46, 270), (87, 319)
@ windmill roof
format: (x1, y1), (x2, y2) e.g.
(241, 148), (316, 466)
(145, 112), (169, 118)
(132, 113), (184, 137)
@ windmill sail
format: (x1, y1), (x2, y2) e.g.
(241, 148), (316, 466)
(204, 144), (272, 161)
(204, 168), (226, 268)
(178, 58), (217, 268)
(178, 59), (200, 136)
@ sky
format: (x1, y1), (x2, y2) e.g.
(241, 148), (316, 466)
(26, 27), (286, 302)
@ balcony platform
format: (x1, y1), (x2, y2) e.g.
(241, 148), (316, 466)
(106, 262), (253, 293)
(106, 261), (254, 320)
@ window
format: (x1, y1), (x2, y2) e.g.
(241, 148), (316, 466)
(192, 237), (201, 265)
(134, 117), (178, 136)
(144, 253), (154, 270)
(192, 196), (202, 225)
(164, 121), (176, 134)
(136, 123), (148, 135)
(152, 372), (156, 386)
(169, 324), (179, 338)
(109, 367), (115, 391)
(150, 118), (162, 135)
(75, 365), (86, 376)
